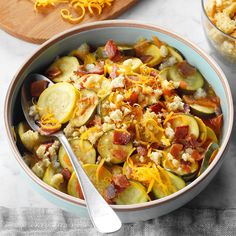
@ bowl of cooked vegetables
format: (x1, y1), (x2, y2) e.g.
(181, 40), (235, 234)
(202, 0), (236, 63)
(4, 20), (233, 223)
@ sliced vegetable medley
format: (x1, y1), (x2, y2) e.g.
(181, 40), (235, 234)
(17, 37), (223, 205)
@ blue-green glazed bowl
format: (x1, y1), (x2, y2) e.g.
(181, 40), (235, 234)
(4, 20), (233, 223)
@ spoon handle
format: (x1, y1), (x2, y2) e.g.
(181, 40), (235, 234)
(57, 133), (122, 233)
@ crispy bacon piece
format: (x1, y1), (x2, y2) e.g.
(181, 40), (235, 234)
(104, 40), (121, 62)
(192, 150), (203, 161)
(113, 130), (131, 145)
(183, 95), (220, 108)
(30, 80), (48, 97)
(137, 146), (148, 156)
(87, 115), (102, 127)
(126, 91), (139, 105)
(150, 102), (164, 114)
(104, 184), (117, 203)
(140, 55), (153, 64)
(112, 149), (128, 161)
(170, 143), (183, 158)
(185, 134), (201, 148)
(202, 114), (223, 137)
(46, 66), (62, 79)
(174, 126), (189, 141)
(177, 61), (196, 77)
(112, 174), (130, 189)
(61, 168), (71, 181)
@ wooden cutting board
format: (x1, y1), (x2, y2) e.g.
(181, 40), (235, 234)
(0, 0), (138, 44)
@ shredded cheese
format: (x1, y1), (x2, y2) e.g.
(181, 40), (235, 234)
(31, 0), (114, 24)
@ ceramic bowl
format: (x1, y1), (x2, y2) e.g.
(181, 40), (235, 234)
(4, 20), (233, 223)
(201, 0), (236, 64)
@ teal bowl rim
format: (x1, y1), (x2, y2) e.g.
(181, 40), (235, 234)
(4, 20), (234, 211)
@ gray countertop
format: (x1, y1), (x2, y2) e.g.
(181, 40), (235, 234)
(0, 0), (236, 210)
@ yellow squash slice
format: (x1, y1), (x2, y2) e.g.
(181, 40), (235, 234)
(37, 82), (78, 124)
(47, 56), (79, 82)
(67, 164), (112, 198)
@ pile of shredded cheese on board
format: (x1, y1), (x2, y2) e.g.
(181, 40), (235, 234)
(31, 0), (114, 24)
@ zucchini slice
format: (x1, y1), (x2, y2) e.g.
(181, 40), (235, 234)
(67, 172), (84, 198)
(58, 139), (96, 172)
(190, 104), (216, 118)
(46, 56), (79, 82)
(167, 46), (184, 62)
(17, 122), (51, 151)
(43, 164), (64, 190)
(38, 82), (78, 124)
(168, 65), (204, 93)
(68, 164), (112, 198)
(198, 142), (219, 176)
(142, 44), (163, 67)
(152, 171), (185, 199)
(114, 181), (149, 205)
(162, 156), (199, 176)
(195, 116), (207, 144)
(97, 130), (133, 164)
(168, 114), (200, 139)
(97, 95), (110, 120)
(206, 126), (218, 144)
(70, 89), (98, 127)
(118, 46), (135, 56)
(123, 58), (143, 73)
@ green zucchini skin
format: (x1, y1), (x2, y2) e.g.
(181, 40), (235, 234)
(114, 180), (149, 205)
(190, 104), (216, 118)
(168, 65), (204, 93)
(152, 171), (185, 199)
(198, 142), (219, 176)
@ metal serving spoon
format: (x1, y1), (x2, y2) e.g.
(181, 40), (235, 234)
(21, 74), (122, 234)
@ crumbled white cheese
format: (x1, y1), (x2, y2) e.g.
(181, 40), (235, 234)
(102, 101), (110, 109)
(194, 88), (207, 99)
(110, 74), (125, 88)
(150, 151), (162, 165)
(32, 158), (50, 178)
(139, 155), (145, 163)
(185, 148), (193, 154)
(110, 102), (116, 109)
(123, 58), (133, 67)
(160, 45), (169, 57)
(172, 159), (179, 167)
(116, 94), (124, 102)
(109, 109), (123, 122)
(167, 96), (184, 111)
(182, 152), (194, 163)
(36, 145), (48, 159)
(104, 116), (112, 123)
(122, 107), (131, 116)
(143, 109), (158, 120)
(159, 56), (177, 70)
(79, 125), (88, 133)
(162, 80), (170, 89)
(173, 81), (180, 89)
(85, 63), (95, 71)
(102, 123), (115, 132)
(167, 153), (174, 161)
(165, 124), (175, 140)
(87, 131), (104, 145)
(29, 105), (39, 121)
(153, 89), (163, 97)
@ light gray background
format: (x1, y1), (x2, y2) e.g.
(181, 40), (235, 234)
(0, 0), (236, 210)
